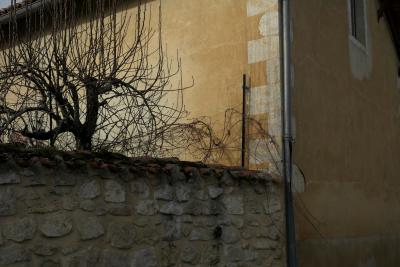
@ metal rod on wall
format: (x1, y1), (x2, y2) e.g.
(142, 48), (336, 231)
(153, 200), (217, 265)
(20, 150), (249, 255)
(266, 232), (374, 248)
(242, 74), (249, 168)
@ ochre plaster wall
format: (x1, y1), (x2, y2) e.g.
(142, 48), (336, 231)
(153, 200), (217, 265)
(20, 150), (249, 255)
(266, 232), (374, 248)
(292, 0), (400, 266)
(128, 0), (282, 168)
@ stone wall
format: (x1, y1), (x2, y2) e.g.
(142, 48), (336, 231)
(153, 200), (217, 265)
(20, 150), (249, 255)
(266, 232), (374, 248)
(0, 148), (284, 266)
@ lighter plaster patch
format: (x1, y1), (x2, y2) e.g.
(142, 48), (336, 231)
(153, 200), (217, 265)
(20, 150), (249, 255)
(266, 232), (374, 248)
(248, 37), (279, 64)
(259, 12), (279, 36)
(250, 85), (269, 115)
(247, 0), (278, 17)
(266, 57), (280, 84)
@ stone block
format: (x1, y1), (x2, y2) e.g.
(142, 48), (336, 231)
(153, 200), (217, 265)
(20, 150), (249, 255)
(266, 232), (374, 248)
(77, 216), (104, 240)
(155, 184), (174, 200)
(32, 243), (58, 256)
(222, 196), (244, 215)
(0, 245), (31, 265)
(104, 180), (126, 203)
(0, 171), (20, 185)
(79, 180), (101, 199)
(130, 180), (150, 199)
(136, 200), (158, 216)
(3, 217), (36, 242)
(107, 222), (136, 249)
(0, 187), (16, 216)
(131, 248), (158, 267)
(159, 202), (183, 215)
(208, 186), (224, 199)
(39, 212), (73, 237)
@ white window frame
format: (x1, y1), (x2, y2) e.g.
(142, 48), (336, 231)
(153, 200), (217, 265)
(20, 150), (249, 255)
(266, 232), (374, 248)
(348, 0), (369, 54)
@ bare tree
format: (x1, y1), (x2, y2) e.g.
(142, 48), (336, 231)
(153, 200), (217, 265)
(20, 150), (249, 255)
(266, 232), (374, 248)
(0, 0), (190, 155)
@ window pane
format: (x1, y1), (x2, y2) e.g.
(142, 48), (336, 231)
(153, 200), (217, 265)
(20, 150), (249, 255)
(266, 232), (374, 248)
(355, 0), (366, 45)
(351, 0), (366, 46)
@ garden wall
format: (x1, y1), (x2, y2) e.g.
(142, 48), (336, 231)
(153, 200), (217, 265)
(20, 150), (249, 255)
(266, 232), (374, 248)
(0, 147), (284, 266)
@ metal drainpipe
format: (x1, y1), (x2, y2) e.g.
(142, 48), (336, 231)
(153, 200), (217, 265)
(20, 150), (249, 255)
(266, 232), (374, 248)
(281, 0), (297, 266)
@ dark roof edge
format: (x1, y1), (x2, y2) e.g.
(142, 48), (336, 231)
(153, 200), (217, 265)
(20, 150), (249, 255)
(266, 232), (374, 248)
(0, 0), (49, 25)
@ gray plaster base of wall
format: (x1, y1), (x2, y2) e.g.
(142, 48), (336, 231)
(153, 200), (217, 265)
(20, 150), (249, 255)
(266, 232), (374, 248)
(298, 234), (400, 267)
(0, 150), (284, 267)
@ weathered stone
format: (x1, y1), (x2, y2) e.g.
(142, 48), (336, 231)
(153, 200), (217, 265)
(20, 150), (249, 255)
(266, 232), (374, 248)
(193, 217), (214, 227)
(0, 245), (31, 265)
(160, 243), (179, 266)
(40, 259), (60, 267)
(224, 244), (244, 262)
(67, 248), (101, 267)
(165, 164), (186, 181)
(108, 222), (136, 249)
(54, 174), (76, 186)
(221, 171), (235, 186)
(27, 199), (60, 214)
(131, 248), (158, 267)
(77, 217), (104, 240)
(181, 243), (200, 264)
(159, 202), (183, 215)
(95, 200), (108, 216)
(79, 180), (100, 199)
(264, 199), (281, 214)
(62, 196), (79, 211)
(221, 226), (240, 244)
(241, 229), (252, 241)
(184, 200), (220, 215)
(176, 183), (191, 202)
(246, 198), (264, 214)
(136, 200), (158, 215)
(183, 200), (205, 215)
(17, 188), (40, 201)
(253, 239), (278, 250)
(0, 229), (3, 246)
(136, 225), (160, 245)
(182, 224), (192, 237)
(108, 203), (131, 216)
(201, 244), (220, 265)
(195, 189), (209, 200)
(101, 249), (130, 267)
(104, 180), (126, 203)
(231, 217), (244, 228)
(155, 184), (174, 200)
(222, 196), (244, 215)
(130, 180), (150, 199)
(133, 216), (151, 227)
(181, 215), (193, 223)
(266, 228), (280, 241)
(208, 186), (224, 199)
(0, 171), (20, 185)
(189, 228), (211, 241)
(39, 212), (73, 237)
(32, 244), (58, 256)
(21, 170), (46, 186)
(0, 187), (16, 216)
(50, 186), (73, 196)
(80, 200), (96, 211)
(162, 218), (181, 241)
(3, 217), (36, 242)
(61, 245), (80, 256)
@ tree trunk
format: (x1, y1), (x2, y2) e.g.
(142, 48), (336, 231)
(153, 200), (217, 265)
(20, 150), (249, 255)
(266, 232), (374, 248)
(75, 132), (92, 151)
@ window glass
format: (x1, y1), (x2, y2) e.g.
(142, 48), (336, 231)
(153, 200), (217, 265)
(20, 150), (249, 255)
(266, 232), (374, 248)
(350, 0), (366, 46)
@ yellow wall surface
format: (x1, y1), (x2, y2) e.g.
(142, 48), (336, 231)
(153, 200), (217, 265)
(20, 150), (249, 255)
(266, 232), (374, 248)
(133, 0), (282, 168)
(292, 0), (400, 266)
